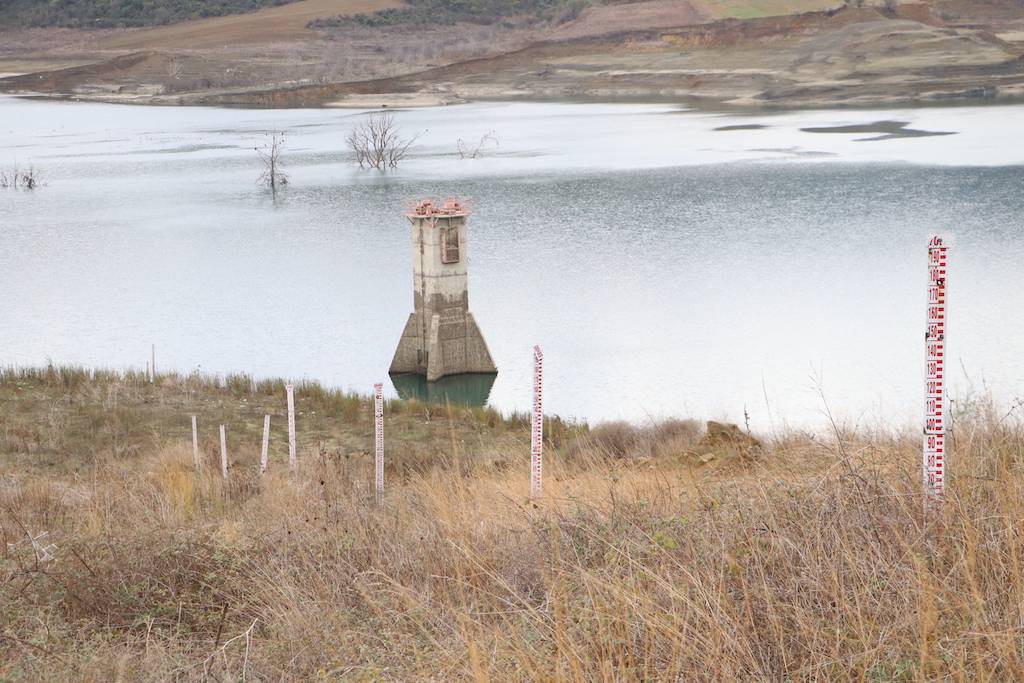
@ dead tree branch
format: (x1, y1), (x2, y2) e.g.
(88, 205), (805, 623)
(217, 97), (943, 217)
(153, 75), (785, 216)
(202, 617), (259, 682)
(19, 166), (39, 190)
(255, 131), (289, 193)
(1, 165), (43, 190)
(457, 131), (498, 159)
(346, 112), (422, 170)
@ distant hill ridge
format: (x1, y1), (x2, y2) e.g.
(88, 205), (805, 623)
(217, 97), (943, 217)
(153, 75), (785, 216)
(0, 0), (298, 29)
(0, 0), (597, 29)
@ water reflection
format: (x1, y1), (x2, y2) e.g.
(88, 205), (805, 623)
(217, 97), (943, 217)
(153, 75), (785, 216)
(390, 373), (497, 407)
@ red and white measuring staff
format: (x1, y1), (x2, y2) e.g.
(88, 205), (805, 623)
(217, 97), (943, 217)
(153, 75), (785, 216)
(530, 346), (544, 499)
(374, 382), (384, 502)
(924, 235), (949, 504)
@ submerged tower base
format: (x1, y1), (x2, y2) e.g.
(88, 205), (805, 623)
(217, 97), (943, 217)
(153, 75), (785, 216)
(389, 199), (497, 382)
(391, 372), (496, 407)
(390, 311), (496, 382)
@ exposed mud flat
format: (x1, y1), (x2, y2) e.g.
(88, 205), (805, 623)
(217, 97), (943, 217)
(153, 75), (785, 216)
(323, 92), (464, 108)
(801, 120), (957, 141)
(714, 123), (769, 130)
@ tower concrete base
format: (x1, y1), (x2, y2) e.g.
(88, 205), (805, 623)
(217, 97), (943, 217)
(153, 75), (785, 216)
(390, 372), (496, 407)
(389, 311), (497, 382)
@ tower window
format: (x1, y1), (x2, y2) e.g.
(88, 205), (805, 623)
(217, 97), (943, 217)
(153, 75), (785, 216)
(441, 226), (460, 264)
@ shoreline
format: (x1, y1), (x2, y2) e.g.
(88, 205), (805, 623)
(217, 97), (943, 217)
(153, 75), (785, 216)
(6, 88), (1024, 114)
(0, 362), (929, 437)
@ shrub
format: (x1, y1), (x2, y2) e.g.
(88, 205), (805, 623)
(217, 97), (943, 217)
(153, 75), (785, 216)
(309, 0), (593, 30)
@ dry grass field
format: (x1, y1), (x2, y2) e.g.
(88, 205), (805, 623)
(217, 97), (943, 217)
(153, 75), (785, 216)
(3, 366), (1024, 679)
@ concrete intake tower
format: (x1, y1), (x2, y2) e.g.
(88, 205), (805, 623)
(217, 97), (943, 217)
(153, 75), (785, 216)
(389, 199), (497, 381)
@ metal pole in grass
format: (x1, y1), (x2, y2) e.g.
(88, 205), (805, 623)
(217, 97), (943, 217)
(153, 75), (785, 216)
(530, 345), (544, 500)
(286, 384), (297, 473)
(191, 415), (200, 471)
(219, 424), (229, 480)
(260, 414), (271, 475)
(374, 383), (384, 504)
(924, 235), (950, 509)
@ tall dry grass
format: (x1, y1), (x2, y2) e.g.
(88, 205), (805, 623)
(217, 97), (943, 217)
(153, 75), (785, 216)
(2, 370), (1024, 680)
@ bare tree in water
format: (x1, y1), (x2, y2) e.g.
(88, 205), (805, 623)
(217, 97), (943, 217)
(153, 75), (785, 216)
(20, 166), (39, 189)
(1, 165), (42, 190)
(347, 112), (421, 170)
(457, 130), (499, 159)
(256, 131), (289, 193)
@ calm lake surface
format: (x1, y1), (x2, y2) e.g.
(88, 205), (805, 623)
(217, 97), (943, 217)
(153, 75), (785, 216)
(1, 95), (1022, 430)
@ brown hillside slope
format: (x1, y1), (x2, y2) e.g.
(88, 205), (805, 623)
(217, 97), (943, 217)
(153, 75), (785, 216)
(2, 1), (1024, 108)
(547, 0), (712, 40)
(193, 6), (1024, 108)
(94, 0), (404, 50)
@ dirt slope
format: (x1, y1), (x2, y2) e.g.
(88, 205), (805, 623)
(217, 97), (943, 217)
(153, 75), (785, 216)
(548, 0), (840, 41)
(548, 1), (711, 40)
(180, 6), (1024, 109)
(2, 1), (1024, 109)
(93, 0), (403, 50)
(691, 0), (840, 19)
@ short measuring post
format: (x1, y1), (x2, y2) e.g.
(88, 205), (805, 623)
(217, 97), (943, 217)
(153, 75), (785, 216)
(374, 383), (384, 504)
(286, 384), (297, 472)
(260, 414), (271, 475)
(530, 346), (544, 499)
(191, 415), (200, 471)
(924, 235), (949, 506)
(219, 424), (229, 480)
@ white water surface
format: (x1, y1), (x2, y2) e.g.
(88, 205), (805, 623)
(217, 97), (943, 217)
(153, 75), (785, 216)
(1, 96), (1023, 430)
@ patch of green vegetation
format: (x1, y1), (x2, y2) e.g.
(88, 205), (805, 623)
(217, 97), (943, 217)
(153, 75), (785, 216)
(0, 365), (585, 476)
(866, 659), (916, 682)
(309, 0), (591, 29)
(0, 0), (297, 30)
(726, 5), (771, 18)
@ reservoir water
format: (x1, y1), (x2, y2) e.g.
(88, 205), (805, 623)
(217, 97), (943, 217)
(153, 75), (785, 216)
(1, 95), (1022, 430)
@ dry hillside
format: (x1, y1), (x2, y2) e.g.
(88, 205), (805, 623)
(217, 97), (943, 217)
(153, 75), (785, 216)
(92, 0), (405, 50)
(1, 0), (1024, 107)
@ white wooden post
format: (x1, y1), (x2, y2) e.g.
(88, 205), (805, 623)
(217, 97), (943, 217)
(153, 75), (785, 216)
(286, 384), (297, 472)
(260, 414), (271, 474)
(924, 235), (949, 507)
(530, 346), (544, 499)
(374, 383), (384, 503)
(151, 344), (156, 383)
(219, 424), (229, 480)
(191, 415), (200, 471)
